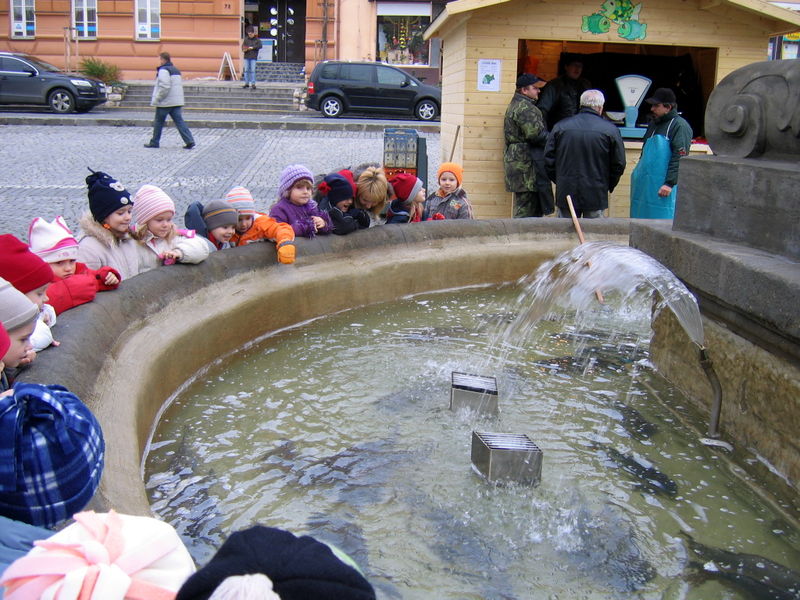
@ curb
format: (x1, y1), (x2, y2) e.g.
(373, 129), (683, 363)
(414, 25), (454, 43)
(0, 114), (441, 133)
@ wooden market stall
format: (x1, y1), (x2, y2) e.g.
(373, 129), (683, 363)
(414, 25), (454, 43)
(424, 0), (800, 218)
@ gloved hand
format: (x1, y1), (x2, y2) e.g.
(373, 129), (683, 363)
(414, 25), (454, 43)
(277, 243), (295, 264)
(431, 213), (446, 220)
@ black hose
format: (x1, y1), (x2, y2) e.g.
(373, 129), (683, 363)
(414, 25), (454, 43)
(698, 347), (723, 438)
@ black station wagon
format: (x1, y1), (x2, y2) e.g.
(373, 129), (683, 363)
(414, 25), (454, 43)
(306, 60), (441, 121)
(0, 52), (107, 113)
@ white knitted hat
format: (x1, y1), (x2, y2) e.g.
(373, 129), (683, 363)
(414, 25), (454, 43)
(132, 185), (176, 227)
(27, 216), (79, 263)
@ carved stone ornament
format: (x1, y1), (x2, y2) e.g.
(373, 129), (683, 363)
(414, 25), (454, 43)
(705, 58), (800, 159)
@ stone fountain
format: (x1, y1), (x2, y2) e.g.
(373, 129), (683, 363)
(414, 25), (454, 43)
(630, 58), (800, 491)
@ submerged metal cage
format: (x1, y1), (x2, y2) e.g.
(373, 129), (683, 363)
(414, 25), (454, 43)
(450, 372), (499, 415)
(471, 431), (543, 486)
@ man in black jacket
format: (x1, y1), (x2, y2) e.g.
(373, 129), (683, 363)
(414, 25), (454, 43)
(537, 56), (591, 130)
(544, 89), (626, 218)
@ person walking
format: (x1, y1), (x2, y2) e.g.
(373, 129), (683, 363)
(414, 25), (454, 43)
(144, 52), (195, 150)
(242, 27), (262, 89)
(630, 87), (693, 219)
(503, 73), (553, 218)
(544, 89), (626, 219)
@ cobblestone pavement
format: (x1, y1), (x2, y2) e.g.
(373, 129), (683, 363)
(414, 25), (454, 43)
(0, 124), (440, 240)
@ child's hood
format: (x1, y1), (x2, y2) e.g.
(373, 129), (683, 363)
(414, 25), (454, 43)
(183, 201), (209, 239)
(78, 211), (126, 249)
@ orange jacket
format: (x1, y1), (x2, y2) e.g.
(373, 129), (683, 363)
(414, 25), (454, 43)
(231, 213), (295, 247)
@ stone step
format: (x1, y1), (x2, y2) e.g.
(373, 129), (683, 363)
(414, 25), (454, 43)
(118, 82), (301, 113)
(118, 100), (295, 111)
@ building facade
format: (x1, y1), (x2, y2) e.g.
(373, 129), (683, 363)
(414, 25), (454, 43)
(1, 0), (444, 81)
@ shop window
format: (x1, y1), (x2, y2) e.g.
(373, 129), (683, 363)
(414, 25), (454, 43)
(377, 15), (430, 66)
(73, 0), (97, 39)
(11, 0), (35, 39)
(136, 0), (161, 40)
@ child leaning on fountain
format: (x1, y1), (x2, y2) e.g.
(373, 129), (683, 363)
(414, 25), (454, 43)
(422, 162), (473, 220)
(184, 198), (239, 251)
(0, 235), (58, 354)
(385, 172), (426, 224)
(78, 169), (141, 280)
(225, 186), (296, 263)
(270, 165), (333, 238)
(131, 184), (210, 270)
(28, 216), (120, 315)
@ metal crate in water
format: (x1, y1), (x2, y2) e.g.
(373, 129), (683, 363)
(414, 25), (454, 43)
(450, 372), (498, 415)
(471, 431), (543, 486)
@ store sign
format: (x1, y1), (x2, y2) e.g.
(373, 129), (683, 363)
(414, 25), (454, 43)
(581, 0), (648, 41)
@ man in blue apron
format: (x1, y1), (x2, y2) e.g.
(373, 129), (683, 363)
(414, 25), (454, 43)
(630, 88), (693, 219)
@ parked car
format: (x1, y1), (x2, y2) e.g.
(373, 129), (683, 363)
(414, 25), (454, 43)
(306, 61), (441, 121)
(0, 52), (107, 113)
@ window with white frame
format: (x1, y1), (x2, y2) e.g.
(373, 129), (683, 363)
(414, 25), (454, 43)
(11, 0), (35, 39)
(136, 0), (161, 40)
(73, 0), (97, 39)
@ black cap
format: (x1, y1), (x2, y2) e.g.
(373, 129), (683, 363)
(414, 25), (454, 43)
(645, 87), (677, 105)
(516, 73), (543, 89)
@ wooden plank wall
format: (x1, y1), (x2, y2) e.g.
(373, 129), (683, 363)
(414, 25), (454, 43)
(443, 0), (772, 219)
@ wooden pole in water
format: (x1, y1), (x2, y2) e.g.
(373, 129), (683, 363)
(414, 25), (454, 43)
(566, 195), (604, 304)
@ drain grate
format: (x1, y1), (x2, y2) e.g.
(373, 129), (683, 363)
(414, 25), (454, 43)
(471, 431), (543, 486)
(451, 372), (499, 415)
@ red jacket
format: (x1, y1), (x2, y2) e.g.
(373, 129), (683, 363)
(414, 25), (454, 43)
(47, 263), (121, 315)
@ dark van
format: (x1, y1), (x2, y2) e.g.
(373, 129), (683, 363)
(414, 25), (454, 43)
(306, 61), (440, 121)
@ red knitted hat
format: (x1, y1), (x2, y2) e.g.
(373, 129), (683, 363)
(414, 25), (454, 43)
(388, 173), (423, 204)
(0, 322), (10, 360)
(0, 234), (53, 294)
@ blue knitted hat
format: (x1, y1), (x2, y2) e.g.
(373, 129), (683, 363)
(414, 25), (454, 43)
(86, 168), (133, 223)
(318, 173), (354, 207)
(278, 165), (314, 200)
(0, 383), (105, 528)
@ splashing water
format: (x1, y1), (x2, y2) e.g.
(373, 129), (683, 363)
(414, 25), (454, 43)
(499, 242), (705, 349)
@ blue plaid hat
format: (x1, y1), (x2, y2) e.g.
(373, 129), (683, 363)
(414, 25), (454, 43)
(0, 383), (105, 528)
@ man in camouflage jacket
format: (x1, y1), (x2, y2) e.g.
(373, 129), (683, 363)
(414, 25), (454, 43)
(504, 74), (553, 217)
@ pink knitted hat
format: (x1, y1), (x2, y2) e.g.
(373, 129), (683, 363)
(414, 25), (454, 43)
(28, 216), (79, 263)
(225, 186), (256, 215)
(132, 185), (176, 227)
(0, 510), (196, 599)
(278, 165), (313, 200)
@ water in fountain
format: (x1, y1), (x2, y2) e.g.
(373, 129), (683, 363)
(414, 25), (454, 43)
(496, 241), (705, 351)
(144, 280), (800, 598)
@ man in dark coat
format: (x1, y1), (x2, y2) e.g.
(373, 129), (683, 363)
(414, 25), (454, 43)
(544, 89), (626, 218)
(537, 56), (591, 130)
(503, 73), (553, 218)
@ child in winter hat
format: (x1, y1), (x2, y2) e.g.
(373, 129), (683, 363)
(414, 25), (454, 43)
(0, 278), (38, 392)
(183, 199), (239, 251)
(28, 216), (120, 315)
(132, 184), (210, 270)
(385, 172), (426, 224)
(0, 235), (57, 353)
(1, 509), (196, 598)
(422, 162), (473, 220)
(0, 382), (105, 528)
(176, 525), (374, 600)
(270, 165), (332, 238)
(225, 186), (296, 263)
(317, 173), (370, 235)
(79, 169), (141, 280)
(85, 168), (133, 224)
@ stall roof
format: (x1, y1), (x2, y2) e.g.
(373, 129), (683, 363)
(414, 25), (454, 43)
(425, 0), (800, 38)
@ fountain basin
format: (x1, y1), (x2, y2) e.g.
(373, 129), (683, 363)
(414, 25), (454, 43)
(21, 218), (630, 516)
